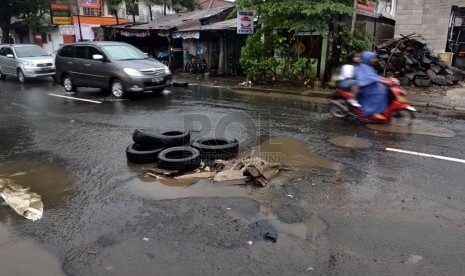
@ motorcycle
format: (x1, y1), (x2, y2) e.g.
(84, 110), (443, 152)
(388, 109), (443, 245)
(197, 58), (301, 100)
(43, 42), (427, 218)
(329, 78), (416, 124)
(157, 50), (169, 66)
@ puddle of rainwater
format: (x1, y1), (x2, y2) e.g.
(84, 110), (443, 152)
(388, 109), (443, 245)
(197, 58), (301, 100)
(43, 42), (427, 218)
(252, 136), (346, 171)
(0, 223), (65, 276)
(0, 157), (75, 211)
(367, 120), (456, 138)
(128, 136), (344, 199)
(327, 136), (373, 148)
(234, 205), (328, 243)
(129, 176), (251, 200)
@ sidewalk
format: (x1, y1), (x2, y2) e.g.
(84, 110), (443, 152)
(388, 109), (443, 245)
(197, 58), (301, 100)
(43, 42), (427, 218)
(173, 72), (465, 117)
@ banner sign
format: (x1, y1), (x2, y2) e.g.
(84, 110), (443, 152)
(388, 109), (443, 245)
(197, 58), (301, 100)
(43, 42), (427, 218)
(237, 11), (254, 34)
(78, 0), (101, 9)
(59, 25), (75, 36)
(50, 3), (72, 25)
(357, 0), (375, 12)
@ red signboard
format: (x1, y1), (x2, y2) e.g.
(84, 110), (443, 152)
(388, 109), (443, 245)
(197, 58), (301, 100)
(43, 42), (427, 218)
(50, 2), (72, 25)
(78, 0), (101, 9)
(357, 0), (375, 12)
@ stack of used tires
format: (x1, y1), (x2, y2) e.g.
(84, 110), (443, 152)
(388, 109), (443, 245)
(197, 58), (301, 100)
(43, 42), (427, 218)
(126, 129), (239, 172)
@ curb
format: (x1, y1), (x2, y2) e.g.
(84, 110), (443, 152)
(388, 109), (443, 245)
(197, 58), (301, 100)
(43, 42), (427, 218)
(229, 86), (465, 118)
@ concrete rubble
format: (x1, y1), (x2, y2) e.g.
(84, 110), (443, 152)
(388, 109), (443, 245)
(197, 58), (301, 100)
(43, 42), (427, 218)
(146, 156), (282, 187)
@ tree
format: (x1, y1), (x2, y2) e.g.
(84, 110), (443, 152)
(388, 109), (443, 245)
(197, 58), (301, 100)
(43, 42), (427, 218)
(107, 0), (123, 25)
(0, 0), (51, 43)
(236, 0), (355, 81)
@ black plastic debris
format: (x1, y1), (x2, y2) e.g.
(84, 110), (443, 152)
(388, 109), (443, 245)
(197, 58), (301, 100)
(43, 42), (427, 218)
(250, 220), (278, 243)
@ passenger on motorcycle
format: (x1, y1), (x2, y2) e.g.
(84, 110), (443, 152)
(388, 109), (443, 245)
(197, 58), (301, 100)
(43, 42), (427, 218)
(337, 51), (362, 107)
(355, 51), (392, 120)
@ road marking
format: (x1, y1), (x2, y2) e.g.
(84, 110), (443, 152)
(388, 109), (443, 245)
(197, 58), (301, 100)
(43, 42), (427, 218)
(48, 93), (102, 104)
(386, 148), (465, 164)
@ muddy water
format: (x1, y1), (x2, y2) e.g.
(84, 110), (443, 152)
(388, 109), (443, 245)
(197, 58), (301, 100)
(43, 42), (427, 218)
(0, 157), (75, 211)
(128, 136), (344, 199)
(0, 223), (65, 275)
(129, 177), (251, 200)
(367, 120), (456, 138)
(327, 136), (372, 148)
(252, 136), (346, 171)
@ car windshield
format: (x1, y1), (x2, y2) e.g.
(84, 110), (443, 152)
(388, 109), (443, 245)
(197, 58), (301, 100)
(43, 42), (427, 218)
(102, 45), (147, 60)
(14, 45), (48, 58)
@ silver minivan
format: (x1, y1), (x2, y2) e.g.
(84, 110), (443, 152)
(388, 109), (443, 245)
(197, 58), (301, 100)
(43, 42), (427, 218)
(55, 41), (172, 98)
(0, 44), (55, 83)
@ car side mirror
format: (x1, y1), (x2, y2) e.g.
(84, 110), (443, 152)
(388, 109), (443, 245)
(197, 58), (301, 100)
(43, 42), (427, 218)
(6, 54), (14, 58)
(93, 54), (104, 61)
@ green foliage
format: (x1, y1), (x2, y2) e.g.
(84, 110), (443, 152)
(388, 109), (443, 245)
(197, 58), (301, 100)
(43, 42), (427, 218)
(236, 0), (354, 82)
(240, 31), (280, 81)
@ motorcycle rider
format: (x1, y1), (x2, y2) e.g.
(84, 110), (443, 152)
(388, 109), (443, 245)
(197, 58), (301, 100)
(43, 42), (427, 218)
(337, 51), (362, 107)
(355, 51), (392, 120)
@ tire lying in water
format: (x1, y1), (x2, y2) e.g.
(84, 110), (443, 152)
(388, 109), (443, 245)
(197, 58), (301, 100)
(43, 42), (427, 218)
(157, 146), (201, 171)
(126, 144), (164, 164)
(191, 138), (239, 161)
(172, 80), (188, 87)
(132, 129), (190, 148)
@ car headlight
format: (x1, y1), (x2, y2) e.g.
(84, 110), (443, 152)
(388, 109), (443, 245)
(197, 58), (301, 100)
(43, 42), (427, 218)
(123, 68), (144, 77)
(22, 61), (35, 67)
(164, 65), (171, 74)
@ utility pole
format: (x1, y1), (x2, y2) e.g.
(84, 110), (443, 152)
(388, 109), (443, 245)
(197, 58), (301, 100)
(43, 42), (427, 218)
(349, 0), (357, 52)
(75, 0), (83, 41)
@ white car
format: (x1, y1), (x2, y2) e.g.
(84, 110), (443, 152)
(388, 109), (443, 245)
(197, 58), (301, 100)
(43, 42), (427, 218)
(0, 44), (55, 83)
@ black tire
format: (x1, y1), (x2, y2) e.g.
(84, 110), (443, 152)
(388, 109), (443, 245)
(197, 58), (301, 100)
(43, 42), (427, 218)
(126, 144), (164, 164)
(133, 129), (190, 148)
(157, 146), (201, 171)
(191, 138), (239, 161)
(111, 79), (125, 99)
(173, 80), (188, 87)
(63, 75), (76, 92)
(0, 68), (6, 80)
(391, 110), (415, 125)
(329, 100), (348, 119)
(17, 69), (26, 83)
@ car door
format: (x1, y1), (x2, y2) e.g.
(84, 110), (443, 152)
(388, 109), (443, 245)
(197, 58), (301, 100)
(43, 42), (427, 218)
(70, 45), (88, 86)
(85, 46), (110, 88)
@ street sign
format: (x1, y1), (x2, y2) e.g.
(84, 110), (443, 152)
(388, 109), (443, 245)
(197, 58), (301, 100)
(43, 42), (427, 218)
(78, 0), (101, 9)
(237, 11), (254, 34)
(50, 3), (72, 25)
(59, 25), (75, 36)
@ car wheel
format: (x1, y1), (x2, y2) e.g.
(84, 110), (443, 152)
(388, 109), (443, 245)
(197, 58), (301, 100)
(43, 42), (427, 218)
(157, 146), (201, 172)
(0, 68), (6, 80)
(126, 144), (164, 164)
(133, 129), (191, 148)
(111, 79), (125, 99)
(63, 75), (76, 92)
(17, 70), (26, 83)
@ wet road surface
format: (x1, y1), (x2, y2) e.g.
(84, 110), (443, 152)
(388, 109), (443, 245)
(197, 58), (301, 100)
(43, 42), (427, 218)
(1, 78), (465, 275)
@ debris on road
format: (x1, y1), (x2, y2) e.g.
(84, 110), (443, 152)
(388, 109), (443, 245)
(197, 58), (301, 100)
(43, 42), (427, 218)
(0, 177), (43, 221)
(145, 156), (282, 187)
(214, 157), (281, 186)
(250, 220), (278, 243)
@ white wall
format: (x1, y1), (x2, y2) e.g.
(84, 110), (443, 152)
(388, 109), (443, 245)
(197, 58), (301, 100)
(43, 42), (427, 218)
(42, 30), (63, 55)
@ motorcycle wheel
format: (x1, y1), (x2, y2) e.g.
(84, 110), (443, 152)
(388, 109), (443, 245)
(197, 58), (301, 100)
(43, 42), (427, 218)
(329, 100), (348, 119)
(391, 110), (415, 125)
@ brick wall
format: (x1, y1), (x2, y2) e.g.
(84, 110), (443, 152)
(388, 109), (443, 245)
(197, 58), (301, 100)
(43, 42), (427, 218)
(395, 0), (453, 53)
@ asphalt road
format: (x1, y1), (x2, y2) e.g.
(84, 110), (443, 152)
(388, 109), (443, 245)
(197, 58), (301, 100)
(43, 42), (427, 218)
(0, 77), (465, 276)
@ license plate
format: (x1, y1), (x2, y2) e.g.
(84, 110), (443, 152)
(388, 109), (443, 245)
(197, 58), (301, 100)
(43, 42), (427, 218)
(152, 78), (162, 83)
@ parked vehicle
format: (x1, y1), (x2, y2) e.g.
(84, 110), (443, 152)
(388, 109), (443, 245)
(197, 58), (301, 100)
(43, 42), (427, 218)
(185, 54), (207, 74)
(0, 44), (55, 83)
(55, 41), (172, 99)
(329, 78), (416, 124)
